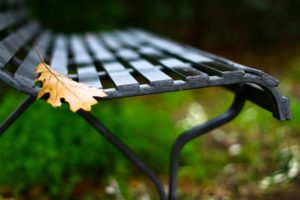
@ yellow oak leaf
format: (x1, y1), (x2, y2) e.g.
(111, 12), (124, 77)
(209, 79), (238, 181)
(35, 62), (107, 112)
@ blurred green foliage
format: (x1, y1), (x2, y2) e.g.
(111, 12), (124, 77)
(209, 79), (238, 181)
(0, 90), (209, 198)
(25, 0), (300, 48)
(0, 81), (299, 198)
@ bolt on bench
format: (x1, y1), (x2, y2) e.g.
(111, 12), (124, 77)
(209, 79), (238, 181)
(0, 0), (291, 199)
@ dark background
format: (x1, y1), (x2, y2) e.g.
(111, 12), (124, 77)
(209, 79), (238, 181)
(26, 0), (300, 51)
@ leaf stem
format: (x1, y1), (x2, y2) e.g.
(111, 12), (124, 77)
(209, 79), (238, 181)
(35, 48), (80, 99)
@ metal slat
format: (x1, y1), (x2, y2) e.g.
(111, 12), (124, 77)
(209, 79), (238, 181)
(151, 38), (185, 55)
(70, 35), (93, 64)
(132, 30), (245, 78)
(137, 29), (247, 78)
(131, 30), (207, 58)
(85, 34), (115, 61)
(77, 65), (102, 88)
(116, 48), (140, 60)
(201, 62), (245, 76)
(0, 9), (27, 31)
(100, 32), (122, 49)
(130, 30), (212, 61)
(130, 60), (173, 86)
(186, 45), (279, 86)
(135, 31), (213, 63)
(70, 35), (102, 88)
(130, 30), (183, 53)
(178, 52), (212, 63)
(178, 53), (245, 77)
(159, 58), (209, 81)
(50, 35), (68, 75)
(14, 32), (52, 87)
(0, 22), (39, 68)
(138, 46), (163, 57)
(115, 31), (139, 47)
(193, 62), (244, 78)
(103, 62), (139, 91)
(129, 29), (150, 44)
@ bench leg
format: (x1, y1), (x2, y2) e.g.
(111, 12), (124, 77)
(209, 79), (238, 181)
(168, 86), (246, 200)
(0, 95), (35, 135)
(78, 110), (168, 200)
(78, 85), (245, 200)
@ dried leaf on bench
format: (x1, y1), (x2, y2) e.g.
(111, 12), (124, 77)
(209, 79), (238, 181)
(35, 62), (107, 112)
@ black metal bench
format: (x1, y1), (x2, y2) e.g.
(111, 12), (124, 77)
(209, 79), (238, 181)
(0, 0), (291, 199)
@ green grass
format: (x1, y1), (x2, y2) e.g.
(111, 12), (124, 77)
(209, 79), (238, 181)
(0, 89), (198, 198)
(0, 69), (299, 199)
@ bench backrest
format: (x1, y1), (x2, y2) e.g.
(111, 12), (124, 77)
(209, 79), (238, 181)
(0, 0), (41, 92)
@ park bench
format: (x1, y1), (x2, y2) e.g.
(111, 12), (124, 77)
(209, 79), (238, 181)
(0, 0), (291, 199)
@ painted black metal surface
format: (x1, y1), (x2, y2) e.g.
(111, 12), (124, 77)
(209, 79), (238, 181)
(0, 95), (35, 135)
(0, 2), (290, 122)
